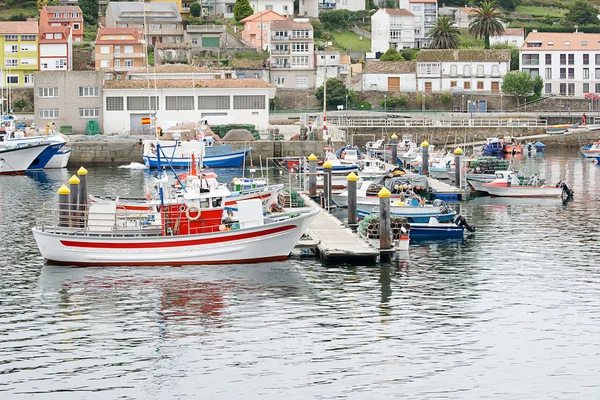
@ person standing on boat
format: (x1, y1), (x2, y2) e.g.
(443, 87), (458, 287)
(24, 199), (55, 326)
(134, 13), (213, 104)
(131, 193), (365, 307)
(582, 113), (587, 126)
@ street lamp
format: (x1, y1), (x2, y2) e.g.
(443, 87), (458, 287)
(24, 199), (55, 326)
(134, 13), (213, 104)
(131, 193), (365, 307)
(345, 94), (348, 111)
(384, 94), (387, 111)
(500, 93), (503, 113)
(462, 94), (465, 113)
(306, 94), (309, 110)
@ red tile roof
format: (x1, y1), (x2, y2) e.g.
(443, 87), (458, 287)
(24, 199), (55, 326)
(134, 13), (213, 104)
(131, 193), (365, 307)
(39, 25), (70, 42)
(384, 8), (414, 16)
(240, 10), (288, 23)
(95, 27), (143, 45)
(104, 78), (274, 89)
(0, 20), (38, 35)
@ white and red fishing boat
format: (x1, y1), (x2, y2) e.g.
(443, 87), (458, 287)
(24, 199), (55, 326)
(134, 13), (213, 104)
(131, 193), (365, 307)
(32, 170), (318, 266)
(480, 171), (572, 199)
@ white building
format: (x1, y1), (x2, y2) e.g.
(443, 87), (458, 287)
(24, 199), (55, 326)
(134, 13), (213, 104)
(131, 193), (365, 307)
(209, 0), (293, 19)
(298, 0), (319, 18)
(315, 50), (340, 87)
(39, 25), (73, 71)
(415, 49), (509, 93)
(490, 27), (525, 48)
(454, 7), (475, 29)
(399, 0), (438, 48)
(371, 8), (415, 54)
(361, 61), (417, 92)
(102, 79), (276, 134)
(269, 19), (316, 89)
(520, 31), (600, 98)
(332, 0), (365, 12)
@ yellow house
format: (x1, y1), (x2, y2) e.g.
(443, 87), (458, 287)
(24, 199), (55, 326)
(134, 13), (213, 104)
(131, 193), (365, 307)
(149, 0), (191, 16)
(0, 21), (38, 88)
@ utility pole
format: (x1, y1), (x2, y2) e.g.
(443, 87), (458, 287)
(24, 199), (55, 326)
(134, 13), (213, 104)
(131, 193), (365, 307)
(323, 48), (327, 140)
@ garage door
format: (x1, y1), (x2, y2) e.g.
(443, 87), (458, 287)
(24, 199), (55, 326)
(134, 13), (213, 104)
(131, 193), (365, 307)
(388, 77), (400, 92)
(202, 36), (220, 48)
(130, 113), (153, 135)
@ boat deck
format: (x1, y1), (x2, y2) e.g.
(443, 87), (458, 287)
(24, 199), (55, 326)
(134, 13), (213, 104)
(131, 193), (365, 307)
(428, 176), (468, 200)
(299, 194), (379, 264)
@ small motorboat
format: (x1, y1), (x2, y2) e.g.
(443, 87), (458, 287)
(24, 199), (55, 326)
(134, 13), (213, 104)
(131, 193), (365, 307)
(408, 215), (475, 241)
(545, 123), (577, 134)
(503, 137), (522, 154)
(481, 138), (504, 155)
(581, 141), (600, 158)
(357, 199), (457, 223)
(0, 143), (52, 175)
(480, 171), (573, 199)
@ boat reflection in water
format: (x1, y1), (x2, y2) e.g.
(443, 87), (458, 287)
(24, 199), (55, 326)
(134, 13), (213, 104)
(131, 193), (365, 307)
(38, 263), (307, 337)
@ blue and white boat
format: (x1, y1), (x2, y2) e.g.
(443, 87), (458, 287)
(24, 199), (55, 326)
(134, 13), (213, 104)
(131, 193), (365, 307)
(481, 138), (504, 155)
(357, 199), (457, 223)
(408, 215), (475, 241)
(142, 139), (251, 168)
(0, 125), (71, 169)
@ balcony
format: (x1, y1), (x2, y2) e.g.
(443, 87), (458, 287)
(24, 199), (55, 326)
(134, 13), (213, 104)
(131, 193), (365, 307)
(271, 34), (288, 41)
(114, 52), (145, 58)
(424, 7), (437, 14)
(271, 63), (290, 69)
(272, 49), (290, 55)
(522, 59), (539, 65)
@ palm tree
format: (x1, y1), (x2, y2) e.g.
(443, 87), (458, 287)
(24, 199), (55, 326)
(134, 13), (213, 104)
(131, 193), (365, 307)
(429, 17), (461, 49)
(469, 0), (505, 49)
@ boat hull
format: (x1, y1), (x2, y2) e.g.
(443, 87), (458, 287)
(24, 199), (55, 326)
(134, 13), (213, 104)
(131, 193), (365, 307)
(27, 143), (64, 170)
(481, 185), (562, 197)
(357, 208), (456, 223)
(409, 223), (464, 240)
(32, 210), (318, 266)
(143, 149), (251, 168)
(0, 143), (51, 174)
(44, 148), (72, 169)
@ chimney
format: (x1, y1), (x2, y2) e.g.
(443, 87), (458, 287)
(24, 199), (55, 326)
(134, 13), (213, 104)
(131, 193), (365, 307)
(575, 25), (579, 33)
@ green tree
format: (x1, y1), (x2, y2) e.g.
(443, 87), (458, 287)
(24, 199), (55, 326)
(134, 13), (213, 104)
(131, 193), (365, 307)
(440, 92), (454, 109)
(234, 0), (253, 22)
(469, 0), (505, 49)
(12, 99), (27, 112)
(79, 0), (99, 25)
(380, 47), (404, 61)
(190, 1), (201, 18)
(497, 0), (520, 11)
(501, 71), (535, 106)
(315, 78), (358, 109)
(37, 0), (47, 9)
(429, 16), (461, 49)
(8, 14), (27, 21)
(565, 0), (600, 26)
(491, 43), (519, 70)
(532, 74), (543, 99)
(401, 48), (419, 61)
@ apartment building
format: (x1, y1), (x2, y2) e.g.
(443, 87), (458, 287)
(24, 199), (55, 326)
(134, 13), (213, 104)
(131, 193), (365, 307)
(399, 0), (438, 48)
(39, 26), (72, 71)
(315, 50), (340, 87)
(0, 21), (38, 88)
(240, 10), (288, 50)
(371, 8), (415, 54)
(269, 18), (315, 89)
(518, 30), (600, 97)
(415, 49), (510, 93)
(455, 7), (475, 29)
(95, 27), (145, 79)
(105, 2), (183, 45)
(39, 6), (83, 42)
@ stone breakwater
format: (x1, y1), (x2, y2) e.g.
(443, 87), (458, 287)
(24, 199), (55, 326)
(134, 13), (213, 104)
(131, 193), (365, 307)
(67, 129), (594, 166)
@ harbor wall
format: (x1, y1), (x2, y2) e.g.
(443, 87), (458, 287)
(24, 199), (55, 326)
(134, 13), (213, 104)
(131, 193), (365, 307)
(68, 129), (592, 166)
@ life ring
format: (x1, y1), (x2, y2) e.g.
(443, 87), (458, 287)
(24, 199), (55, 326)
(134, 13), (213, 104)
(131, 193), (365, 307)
(186, 206), (201, 221)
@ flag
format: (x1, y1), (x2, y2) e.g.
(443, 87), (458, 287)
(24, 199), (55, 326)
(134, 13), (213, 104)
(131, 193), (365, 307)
(141, 117), (151, 125)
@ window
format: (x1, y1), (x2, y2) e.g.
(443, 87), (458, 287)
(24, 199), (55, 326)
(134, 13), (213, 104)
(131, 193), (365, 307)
(79, 108), (100, 118)
(79, 87), (99, 97)
(165, 96), (194, 111)
(100, 46), (110, 54)
(4, 44), (17, 53)
(114, 60), (120, 68)
(54, 33), (62, 39)
(491, 65), (499, 76)
(292, 56), (309, 66)
(596, 68), (600, 79)
(564, 41), (570, 46)
(526, 41), (542, 47)
(568, 68), (574, 79)
(114, 46), (120, 55)
(449, 65), (457, 77)
(596, 83), (600, 93)
(4, 59), (17, 67)
(100, 60), (110, 68)
(596, 54), (600, 65)
(124, 45), (134, 54)
(560, 68), (566, 79)
(38, 87), (59, 97)
(265, 5), (273, 10)
(476, 65), (484, 77)
(463, 65), (471, 77)
(152, 24), (162, 31)
(584, 68), (589, 79)
(464, 81), (470, 89)
(522, 54), (539, 65)
(547, 41), (553, 46)
(545, 83), (552, 94)
(545, 68), (552, 79)
(584, 54), (589, 65)
(38, 109), (59, 119)
(233, 95), (265, 109)
(560, 83), (567, 95)
(168, 24), (177, 30)
(124, 60), (134, 67)
(568, 83), (575, 95)
(73, 23), (80, 30)
(57, 59), (66, 69)
(21, 35), (36, 41)
(582, 41), (588, 46)
(584, 83), (590, 93)
(477, 81), (484, 90)
(45, 34), (53, 40)
(106, 97), (124, 111)
(276, 76), (285, 86)
(450, 81), (457, 87)
(291, 30), (309, 39)
(560, 54), (566, 65)
(24, 74), (33, 85)
(545, 54), (552, 65)
(5, 35), (17, 41)
(20, 44), (35, 52)
(568, 54), (574, 65)
(197, 96), (230, 110)
(291, 42), (309, 52)
(417, 63), (440, 75)
(127, 97), (159, 111)
(191, 38), (198, 45)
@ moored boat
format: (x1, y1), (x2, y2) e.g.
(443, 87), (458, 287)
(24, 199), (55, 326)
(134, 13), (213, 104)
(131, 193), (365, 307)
(0, 143), (52, 175)
(545, 123), (577, 134)
(581, 141), (600, 158)
(480, 171), (573, 199)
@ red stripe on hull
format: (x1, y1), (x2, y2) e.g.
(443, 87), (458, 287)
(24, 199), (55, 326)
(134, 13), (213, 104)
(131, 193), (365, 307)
(44, 255), (290, 267)
(59, 225), (296, 249)
(224, 193), (270, 207)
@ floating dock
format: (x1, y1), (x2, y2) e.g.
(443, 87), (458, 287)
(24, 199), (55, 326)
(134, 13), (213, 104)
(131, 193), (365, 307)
(298, 194), (379, 264)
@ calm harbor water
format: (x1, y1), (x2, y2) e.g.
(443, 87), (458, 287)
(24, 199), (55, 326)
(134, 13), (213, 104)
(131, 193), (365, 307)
(1, 150), (599, 399)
